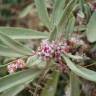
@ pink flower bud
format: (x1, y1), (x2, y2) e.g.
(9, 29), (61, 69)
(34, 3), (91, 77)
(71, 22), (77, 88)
(7, 59), (25, 73)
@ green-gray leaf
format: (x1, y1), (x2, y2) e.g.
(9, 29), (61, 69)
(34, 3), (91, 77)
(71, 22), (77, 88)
(19, 4), (33, 18)
(51, 0), (65, 26)
(0, 79), (34, 96)
(41, 71), (59, 96)
(0, 44), (23, 57)
(79, 0), (85, 12)
(0, 31), (32, 55)
(63, 55), (96, 82)
(34, 0), (51, 30)
(65, 16), (75, 38)
(58, 0), (77, 35)
(49, 27), (57, 41)
(1, 84), (26, 96)
(70, 72), (80, 96)
(66, 53), (83, 60)
(86, 12), (96, 42)
(0, 27), (49, 39)
(0, 68), (41, 92)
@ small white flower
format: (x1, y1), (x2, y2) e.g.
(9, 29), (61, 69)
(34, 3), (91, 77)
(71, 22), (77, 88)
(70, 37), (85, 46)
(77, 11), (85, 19)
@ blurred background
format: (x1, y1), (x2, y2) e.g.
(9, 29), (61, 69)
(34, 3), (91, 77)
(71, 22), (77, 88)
(0, 0), (53, 31)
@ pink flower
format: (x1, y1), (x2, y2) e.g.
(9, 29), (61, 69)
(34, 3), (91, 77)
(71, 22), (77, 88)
(7, 59), (25, 74)
(15, 59), (25, 69)
(7, 64), (17, 73)
(37, 40), (54, 60)
(37, 40), (70, 61)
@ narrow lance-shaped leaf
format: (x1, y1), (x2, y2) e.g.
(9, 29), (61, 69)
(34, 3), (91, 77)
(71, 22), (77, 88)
(0, 68), (41, 92)
(0, 79), (35, 96)
(83, 4), (91, 21)
(58, 0), (78, 35)
(70, 72), (80, 96)
(1, 84), (26, 96)
(66, 53), (83, 60)
(34, 0), (51, 30)
(49, 27), (57, 42)
(0, 44), (23, 57)
(0, 27), (49, 39)
(79, 0), (85, 12)
(0, 64), (7, 68)
(62, 55), (96, 82)
(0, 31), (32, 55)
(59, 0), (77, 26)
(65, 16), (75, 38)
(41, 71), (59, 96)
(51, 0), (65, 26)
(0, 65), (7, 77)
(86, 12), (96, 42)
(19, 4), (33, 18)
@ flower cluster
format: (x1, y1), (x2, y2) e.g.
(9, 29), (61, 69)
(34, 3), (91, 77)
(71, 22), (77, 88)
(37, 40), (54, 60)
(7, 59), (26, 74)
(37, 40), (70, 61)
(36, 40), (71, 73)
(37, 38), (85, 61)
(7, 37), (85, 73)
(69, 37), (85, 46)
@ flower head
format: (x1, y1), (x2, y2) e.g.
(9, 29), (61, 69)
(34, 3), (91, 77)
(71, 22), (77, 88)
(7, 59), (25, 74)
(37, 40), (70, 62)
(69, 37), (85, 46)
(37, 40), (54, 60)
